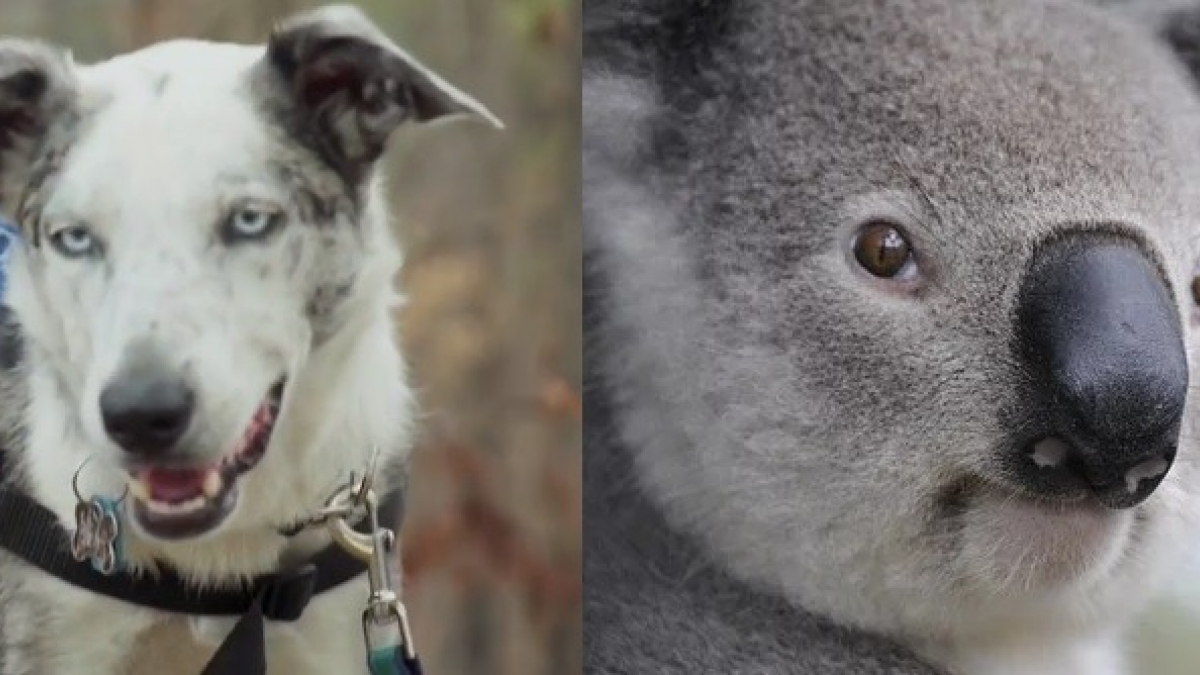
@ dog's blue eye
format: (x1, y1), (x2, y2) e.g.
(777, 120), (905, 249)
(49, 226), (99, 258)
(224, 206), (282, 243)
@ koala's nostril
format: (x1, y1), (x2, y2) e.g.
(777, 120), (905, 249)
(1022, 437), (1175, 509)
(1015, 235), (1187, 508)
(100, 365), (194, 456)
(1123, 455), (1172, 494)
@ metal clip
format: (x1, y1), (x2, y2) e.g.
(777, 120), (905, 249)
(323, 472), (418, 673)
(298, 448), (383, 533)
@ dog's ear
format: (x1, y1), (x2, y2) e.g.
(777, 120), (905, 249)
(264, 4), (501, 175)
(0, 40), (75, 215)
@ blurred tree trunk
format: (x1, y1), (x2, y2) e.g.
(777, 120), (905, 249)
(119, 0), (308, 47)
(391, 1), (582, 673)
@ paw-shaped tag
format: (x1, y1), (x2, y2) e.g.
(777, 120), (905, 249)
(71, 497), (124, 575)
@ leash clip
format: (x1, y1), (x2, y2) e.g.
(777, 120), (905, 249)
(288, 449), (384, 534)
(324, 473), (420, 674)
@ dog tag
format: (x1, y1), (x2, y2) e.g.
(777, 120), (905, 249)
(71, 496), (124, 575)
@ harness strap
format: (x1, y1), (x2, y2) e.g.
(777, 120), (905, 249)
(0, 482), (420, 674)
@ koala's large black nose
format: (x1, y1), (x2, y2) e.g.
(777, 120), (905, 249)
(100, 358), (194, 456)
(1015, 236), (1187, 510)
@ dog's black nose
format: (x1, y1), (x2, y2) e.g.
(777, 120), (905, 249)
(1015, 235), (1187, 509)
(100, 361), (195, 456)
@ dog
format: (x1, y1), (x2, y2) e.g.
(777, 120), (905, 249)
(584, 1), (1200, 673)
(0, 4), (498, 673)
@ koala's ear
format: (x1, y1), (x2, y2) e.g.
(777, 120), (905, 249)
(0, 40), (75, 212)
(264, 4), (501, 174)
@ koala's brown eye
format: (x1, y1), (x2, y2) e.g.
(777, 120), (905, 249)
(853, 221), (913, 278)
(1192, 276), (1200, 306)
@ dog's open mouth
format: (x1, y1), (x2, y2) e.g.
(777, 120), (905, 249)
(126, 379), (285, 540)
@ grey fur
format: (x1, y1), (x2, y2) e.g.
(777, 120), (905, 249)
(0, 40), (76, 236)
(585, 1), (1200, 673)
(262, 157), (361, 227)
(1132, 1), (1200, 83)
(584, 388), (940, 674)
(258, 147), (367, 344)
(305, 276), (357, 345)
(15, 110), (80, 249)
(0, 308), (23, 373)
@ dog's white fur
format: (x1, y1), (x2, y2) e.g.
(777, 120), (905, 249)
(0, 6), (497, 673)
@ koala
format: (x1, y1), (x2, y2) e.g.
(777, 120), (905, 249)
(583, 1), (1200, 673)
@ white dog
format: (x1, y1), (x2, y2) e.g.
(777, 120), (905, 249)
(0, 5), (497, 673)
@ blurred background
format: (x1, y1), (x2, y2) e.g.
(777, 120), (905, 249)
(0, 1), (581, 673)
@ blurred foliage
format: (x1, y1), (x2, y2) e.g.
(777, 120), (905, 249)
(1, 1), (581, 673)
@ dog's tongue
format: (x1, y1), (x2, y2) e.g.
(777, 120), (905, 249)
(138, 467), (211, 504)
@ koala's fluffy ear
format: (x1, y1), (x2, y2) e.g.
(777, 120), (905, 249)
(0, 40), (75, 213)
(264, 4), (501, 175)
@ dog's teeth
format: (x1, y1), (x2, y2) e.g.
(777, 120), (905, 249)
(145, 494), (207, 516)
(128, 479), (152, 504)
(202, 470), (223, 499)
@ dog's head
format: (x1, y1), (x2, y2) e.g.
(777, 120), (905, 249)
(0, 5), (497, 541)
(587, 0), (1200, 649)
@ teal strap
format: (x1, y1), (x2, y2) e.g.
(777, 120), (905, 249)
(368, 646), (422, 675)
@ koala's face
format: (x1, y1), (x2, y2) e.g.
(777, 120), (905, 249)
(587, 0), (1200, 643)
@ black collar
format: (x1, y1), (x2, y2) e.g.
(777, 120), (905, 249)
(0, 480), (421, 675)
